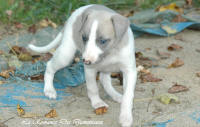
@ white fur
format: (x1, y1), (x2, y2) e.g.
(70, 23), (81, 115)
(28, 5), (137, 127)
(83, 20), (103, 64)
(28, 32), (62, 53)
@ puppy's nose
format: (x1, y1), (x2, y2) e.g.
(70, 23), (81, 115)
(83, 59), (91, 65)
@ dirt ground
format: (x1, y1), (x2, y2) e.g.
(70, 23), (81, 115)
(0, 29), (200, 127)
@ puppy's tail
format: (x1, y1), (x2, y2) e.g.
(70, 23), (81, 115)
(28, 32), (62, 53)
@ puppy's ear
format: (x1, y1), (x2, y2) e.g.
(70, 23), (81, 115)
(79, 11), (90, 32)
(111, 14), (130, 40)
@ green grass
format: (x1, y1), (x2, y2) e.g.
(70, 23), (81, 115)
(0, 0), (199, 25)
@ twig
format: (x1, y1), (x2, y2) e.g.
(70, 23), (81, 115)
(6, 42), (18, 56)
(1, 116), (15, 124)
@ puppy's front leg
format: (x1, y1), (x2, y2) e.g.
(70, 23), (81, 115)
(84, 66), (109, 109)
(119, 68), (137, 127)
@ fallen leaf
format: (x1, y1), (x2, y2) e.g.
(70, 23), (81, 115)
(32, 53), (52, 63)
(185, 0), (192, 6)
(168, 57), (184, 68)
(17, 104), (25, 116)
(39, 19), (49, 28)
(135, 52), (143, 58)
(0, 50), (4, 55)
(0, 68), (14, 79)
(14, 22), (23, 29)
(167, 44), (183, 51)
(172, 14), (187, 22)
(94, 106), (107, 115)
(0, 123), (8, 127)
(9, 46), (29, 55)
(48, 20), (57, 28)
(45, 109), (57, 118)
(18, 53), (32, 61)
(137, 65), (150, 74)
(156, 50), (171, 59)
(196, 72), (200, 77)
(157, 93), (179, 104)
(196, 49), (200, 53)
(0, 81), (6, 85)
(140, 73), (162, 83)
(161, 25), (177, 34)
(136, 55), (159, 68)
(168, 83), (189, 93)
(156, 3), (183, 13)
(123, 10), (134, 17)
(28, 24), (37, 34)
(30, 74), (44, 81)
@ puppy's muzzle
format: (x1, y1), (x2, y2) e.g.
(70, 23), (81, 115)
(83, 59), (91, 65)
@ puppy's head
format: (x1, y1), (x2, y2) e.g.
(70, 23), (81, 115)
(79, 10), (130, 65)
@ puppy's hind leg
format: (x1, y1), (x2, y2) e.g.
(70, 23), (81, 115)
(44, 41), (76, 99)
(99, 73), (122, 103)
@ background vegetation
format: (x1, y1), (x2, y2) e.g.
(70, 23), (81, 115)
(0, 0), (199, 25)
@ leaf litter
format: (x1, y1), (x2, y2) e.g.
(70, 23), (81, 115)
(168, 57), (184, 68)
(168, 83), (189, 93)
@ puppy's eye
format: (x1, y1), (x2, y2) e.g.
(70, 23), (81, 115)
(82, 35), (88, 43)
(99, 39), (109, 45)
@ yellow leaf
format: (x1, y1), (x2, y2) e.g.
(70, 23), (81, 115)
(157, 94), (179, 104)
(162, 25), (177, 34)
(156, 3), (183, 13)
(17, 104), (25, 116)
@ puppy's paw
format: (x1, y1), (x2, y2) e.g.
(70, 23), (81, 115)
(44, 87), (57, 99)
(92, 101), (109, 109)
(119, 112), (133, 127)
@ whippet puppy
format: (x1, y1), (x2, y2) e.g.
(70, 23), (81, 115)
(29, 4), (137, 127)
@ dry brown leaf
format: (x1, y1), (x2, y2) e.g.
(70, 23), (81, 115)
(168, 57), (184, 68)
(172, 14), (187, 22)
(123, 10), (134, 17)
(18, 53), (32, 61)
(45, 109), (57, 118)
(196, 49), (200, 53)
(17, 104), (25, 116)
(94, 106), (108, 115)
(0, 123), (8, 127)
(14, 22), (23, 29)
(0, 50), (3, 55)
(185, 0), (192, 6)
(167, 44), (183, 51)
(168, 83), (189, 93)
(9, 46), (30, 55)
(196, 72), (200, 77)
(28, 24), (37, 34)
(140, 73), (162, 83)
(156, 50), (171, 59)
(0, 68), (14, 79)
(135, 52), (143, 58)
(30, 74), (44, 81)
